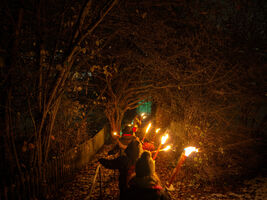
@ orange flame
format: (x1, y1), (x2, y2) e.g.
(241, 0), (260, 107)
(161, 134), (169, 144)
(184, 146), (198, 157)
(146, 123), (152, 133)
(155, 128), (160, 133)
(162, 145), (171, 151)
(113, 132), (117, 136)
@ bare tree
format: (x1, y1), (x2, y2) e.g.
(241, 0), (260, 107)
(0, 0), (118, 181)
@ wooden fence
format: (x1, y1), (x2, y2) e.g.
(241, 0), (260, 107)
(0, 126), (107, 200)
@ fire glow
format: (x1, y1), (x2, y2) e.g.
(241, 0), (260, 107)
(146, 123), (152, 133)
(166, 146), (199, 188)
(184, 146), (198, 156)
(153, 134), (169, 160)
(161, 134), (168, 144)
(152, 128), (161, 141)
(151, 145), (172, 153)
(141, 113), (147, 119)
(142, 122), (152, 143)
(161, 145), (171, 152)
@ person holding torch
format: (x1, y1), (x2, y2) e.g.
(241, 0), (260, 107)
(99, 139), (143, 200)
(125, 151), (170, 200)
(108, 126), (138, 156)
(142, 123), (156, 151)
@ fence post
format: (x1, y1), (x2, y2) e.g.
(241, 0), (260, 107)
(1, 126), (107, 200)
(99, 166), (102, 199)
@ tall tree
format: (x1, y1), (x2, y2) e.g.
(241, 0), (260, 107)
(0, 0), (118, 181)
(84, 0), (266, 181)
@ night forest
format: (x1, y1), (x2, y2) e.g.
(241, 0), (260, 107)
(0, 0), (266, 199)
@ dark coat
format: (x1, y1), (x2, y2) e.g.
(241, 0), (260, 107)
(99, 139), (142, 199)
(99, 155), (135, 199)
(124, 176), (170, 200)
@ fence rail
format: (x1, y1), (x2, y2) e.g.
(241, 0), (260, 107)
(0, 126), (107, 200)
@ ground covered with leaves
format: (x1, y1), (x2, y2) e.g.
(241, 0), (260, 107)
(52, 144), (266, 200)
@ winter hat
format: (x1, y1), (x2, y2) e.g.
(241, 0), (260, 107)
(125, 139), (142, 163)
(135, 151), (155, 177)
(122, 126), (133, 136)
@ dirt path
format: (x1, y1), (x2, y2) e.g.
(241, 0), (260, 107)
(51, 145), (119, 200)
(52, 144), (267, 200)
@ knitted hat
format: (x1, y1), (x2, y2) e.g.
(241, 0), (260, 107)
(122, 126), (133, 136)
(135, 151), (155, 177)
(125, 139), (142, 163)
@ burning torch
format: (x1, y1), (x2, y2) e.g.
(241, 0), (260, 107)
(141, 112), (146, 118)
(166, 146), (198, 189)
(142, 122), (152, 143)
(153, 134), (169, 160)
(112, 131), (121, 140)
(151, 145), (172, 153)
(152, 128), (161, 142)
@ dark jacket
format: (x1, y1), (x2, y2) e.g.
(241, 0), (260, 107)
(99, 155), (132, 196)
(125, 176), (170, 200)
(99, 139), (142, 199)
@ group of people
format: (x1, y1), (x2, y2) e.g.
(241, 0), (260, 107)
(98, 125), (170, 200)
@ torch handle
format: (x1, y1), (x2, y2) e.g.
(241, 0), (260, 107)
(141, 136), (145, 143)
(167, 153), (187, 187)
(152, 143), (162, 160)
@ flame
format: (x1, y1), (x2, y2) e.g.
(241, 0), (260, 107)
(162, 145), (171, 151)
(113, 132), (117, 136)
(156, 128), (160, 133)
(184, 146), (198, 157)
(128, 124), (132, 127)
(146, 123), (152, 133)
(141, 113), (145, 117)
(161, 134), (169, 144)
